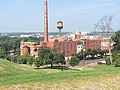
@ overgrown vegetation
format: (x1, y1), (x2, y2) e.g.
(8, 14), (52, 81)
(38, 47), (66, 70)
(69, 55), (79, 67)
(112, 30), (120, 67)
(34, 58), (43, 68)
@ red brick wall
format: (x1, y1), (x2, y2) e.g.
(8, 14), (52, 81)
(84, 39), (101, 51)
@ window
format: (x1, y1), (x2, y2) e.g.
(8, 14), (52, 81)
(34, 44), (37, 46)
(34, 48), (37, 52)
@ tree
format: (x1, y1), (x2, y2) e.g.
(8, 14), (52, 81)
(99, 50), (107, 58)
(95, 16), (113, 64)
(111, 30), (120, 66)
(112, 51), (120, 64)
(49, 51), (54, 68)
(34, 58), (43, 68)
(87, 49), (95, 59)
(112, 30), (120, 51)
(77, 50), (87, 60)
(69, 56), (79, 67)
(26, 55), (33, 66)
(111, 51), (120, 67)
(38, 47), (51, 65)
(54, 52), (66, 71)
(0, 49), (4, 58)
(115, 58), (120, 67)
(17, 56), (27, 64)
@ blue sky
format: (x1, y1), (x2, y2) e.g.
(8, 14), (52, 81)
(0, 0), (120, 32)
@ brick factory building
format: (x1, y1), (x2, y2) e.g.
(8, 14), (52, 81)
(20, 40), (83, 59)
(20, 41), (40, 57)
(20, 0), (106, 59)
(84, 39), (101, 51)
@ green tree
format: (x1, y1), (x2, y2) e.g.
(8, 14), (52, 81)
(69, 56), (79, 67)
(49, 51), (54, 68)
(77, 50), (87, 60)
(34, 58), (43, 68)
(112, 31), (120, 66)
(26, 55), (33, 66)
(99, 50), (107, 58)
(115, 58), (120, 67)
(87, 49), (95, 59)
(54, 53), (66, 71)
(17, 56), (27, 64)
(0, 49), (4, 58)
(112, 51), (120, 66)
(38, 47), (51, 65)
(112, 30), (120, 51)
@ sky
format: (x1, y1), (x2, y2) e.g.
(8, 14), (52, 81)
(0, 0), (120, 33)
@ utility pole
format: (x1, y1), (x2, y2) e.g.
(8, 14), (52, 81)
(82, 41), (85, 66)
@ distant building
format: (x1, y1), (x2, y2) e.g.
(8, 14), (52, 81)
(20, 34), (35, 38)
(20, 0), (114, 60)
(20, 41), (40, 57)
(40, 41), (83, 60)
(84, 39), (101, 51)
(76, 41), (83, 53)
(101, 38), (114, 51)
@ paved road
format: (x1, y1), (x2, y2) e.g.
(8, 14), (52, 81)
(66, 58), (105, 66)
(79, 58), (105, 66)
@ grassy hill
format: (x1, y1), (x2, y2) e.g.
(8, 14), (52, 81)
(0, 58), (120, 90)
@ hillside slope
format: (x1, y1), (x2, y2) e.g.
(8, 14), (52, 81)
(0, 58), (120, 90)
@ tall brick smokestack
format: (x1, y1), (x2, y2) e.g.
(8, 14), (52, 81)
(44, 0), (48, 42)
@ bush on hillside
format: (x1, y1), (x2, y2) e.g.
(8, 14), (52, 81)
(115, 58), (120, 67)
(6, 55), (18, 63)
(26, 56), (33, 66)
(112, 51), (120, 64)
(34, 58), (43, 68)
(0, 49), (4, 58)
(69, 56), (79, 67)
(17, 56), (27, 64)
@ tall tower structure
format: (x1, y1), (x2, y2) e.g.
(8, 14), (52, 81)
(44, 0), (48, 42)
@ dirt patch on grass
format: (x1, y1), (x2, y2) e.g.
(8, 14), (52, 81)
(2, 74), (120, 90)
(0, 67), (4, 71)
(69, 66), (94, 71)
(46, 70), (58, 74)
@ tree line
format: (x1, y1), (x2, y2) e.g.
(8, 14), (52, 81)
(110, 30), (120, 67)
(0, 36), (43, 58)
(5, 46), (108, 70)
(1, 29), (120, 69)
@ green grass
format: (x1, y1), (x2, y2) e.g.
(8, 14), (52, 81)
(0, 58), (120, 89)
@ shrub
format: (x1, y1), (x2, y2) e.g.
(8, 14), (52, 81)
(112, 51), (120, 64)
(27, 56), (33, 66)
(6, 55), (18, 63)
(34, 58), (43, 68)
(105, 58), (111, 65)
(0, 49), (4, 58)
(115, 59), (120, 67)
(69, 56), (79, 67)
(17, 56), (27, 64)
